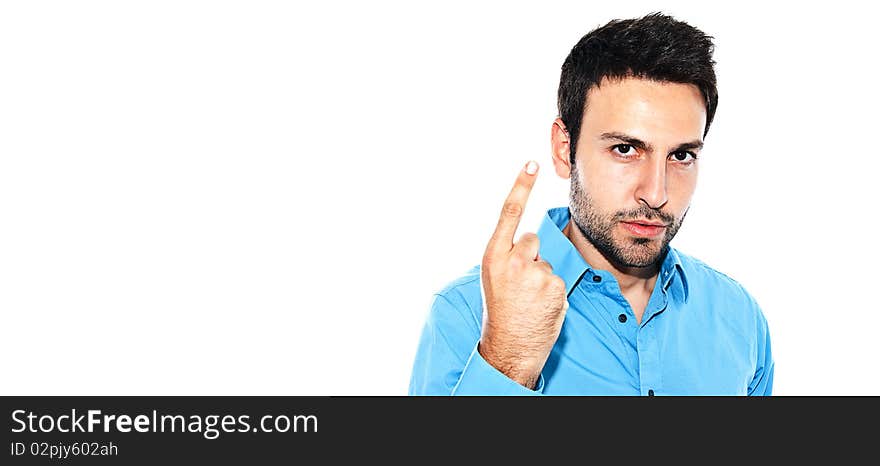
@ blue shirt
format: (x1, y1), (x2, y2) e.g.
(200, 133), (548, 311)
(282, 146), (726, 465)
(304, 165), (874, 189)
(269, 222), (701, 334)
(409, 207), (774, 396)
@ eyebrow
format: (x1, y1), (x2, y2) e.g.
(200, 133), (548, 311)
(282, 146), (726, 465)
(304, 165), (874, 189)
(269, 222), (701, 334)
(599, 131), (704, 153)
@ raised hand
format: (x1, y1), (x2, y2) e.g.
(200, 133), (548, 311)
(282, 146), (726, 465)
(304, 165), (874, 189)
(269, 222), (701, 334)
(479, 161), (569, 389)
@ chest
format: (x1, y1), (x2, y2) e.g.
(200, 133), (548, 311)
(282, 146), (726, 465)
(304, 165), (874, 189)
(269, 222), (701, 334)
(543, 291), (757, 395)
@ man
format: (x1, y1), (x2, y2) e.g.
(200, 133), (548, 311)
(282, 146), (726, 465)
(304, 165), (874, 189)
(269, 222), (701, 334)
(409, 12), (773, 395)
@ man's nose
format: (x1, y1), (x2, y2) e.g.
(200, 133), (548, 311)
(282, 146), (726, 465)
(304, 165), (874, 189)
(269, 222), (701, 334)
(634, 157), (668, 209)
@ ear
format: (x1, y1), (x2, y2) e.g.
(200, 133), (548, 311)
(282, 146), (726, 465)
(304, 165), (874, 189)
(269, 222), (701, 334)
(551, 118), (572, 179)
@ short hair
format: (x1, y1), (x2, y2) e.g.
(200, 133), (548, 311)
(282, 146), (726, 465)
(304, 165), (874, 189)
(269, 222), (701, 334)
(557, 12), (718, 163)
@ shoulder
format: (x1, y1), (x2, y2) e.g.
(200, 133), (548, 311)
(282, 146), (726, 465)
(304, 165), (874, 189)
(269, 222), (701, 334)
(677, 250), (752, 297)
(430, 265), (484, 327)
(674, 249), (769, 327)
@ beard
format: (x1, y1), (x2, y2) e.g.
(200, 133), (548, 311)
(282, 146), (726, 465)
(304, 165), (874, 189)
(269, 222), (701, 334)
(569, 165), (687, 268)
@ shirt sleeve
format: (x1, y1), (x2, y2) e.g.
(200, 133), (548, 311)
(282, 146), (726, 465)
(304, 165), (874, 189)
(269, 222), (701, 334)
(747, 308), (774, 396)
(408, 292), (545, 396)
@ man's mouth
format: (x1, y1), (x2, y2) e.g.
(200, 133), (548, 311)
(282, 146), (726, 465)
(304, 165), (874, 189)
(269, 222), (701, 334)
(620, 220), (667, 237)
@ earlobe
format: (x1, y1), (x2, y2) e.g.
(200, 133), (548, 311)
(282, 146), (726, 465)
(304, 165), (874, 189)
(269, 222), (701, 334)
(551, 118), (572, 180)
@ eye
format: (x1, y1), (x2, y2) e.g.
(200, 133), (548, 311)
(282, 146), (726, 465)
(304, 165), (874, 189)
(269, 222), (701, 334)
(670, 151), (697, 163)
(612, 144), (636, 157)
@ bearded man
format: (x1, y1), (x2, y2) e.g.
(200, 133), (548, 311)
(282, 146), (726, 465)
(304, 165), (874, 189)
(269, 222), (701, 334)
(409, 12), (773, 396)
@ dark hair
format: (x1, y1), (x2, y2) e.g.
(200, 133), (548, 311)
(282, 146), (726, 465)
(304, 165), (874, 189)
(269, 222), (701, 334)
(557, 12), (718, 163)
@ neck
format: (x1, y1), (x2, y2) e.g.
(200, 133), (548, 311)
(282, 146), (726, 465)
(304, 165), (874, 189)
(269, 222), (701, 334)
(562, 220), (659, 295)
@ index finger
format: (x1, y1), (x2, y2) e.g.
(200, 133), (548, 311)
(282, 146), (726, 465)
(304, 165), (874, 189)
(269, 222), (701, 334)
(488, 160), (539, 253)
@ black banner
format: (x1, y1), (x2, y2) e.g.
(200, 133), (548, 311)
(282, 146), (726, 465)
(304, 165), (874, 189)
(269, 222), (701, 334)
(1, 396), (875, 463)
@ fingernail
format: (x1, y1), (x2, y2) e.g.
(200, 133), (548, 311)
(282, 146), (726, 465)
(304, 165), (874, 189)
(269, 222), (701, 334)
(525, 160), (538, 175)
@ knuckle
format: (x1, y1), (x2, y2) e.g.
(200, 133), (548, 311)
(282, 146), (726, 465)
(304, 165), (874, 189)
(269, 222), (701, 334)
(502, 201), (523, 218)
(519, 232), (538, 243)
(549, 276), (566, 292)
(508, 254), (525, 270)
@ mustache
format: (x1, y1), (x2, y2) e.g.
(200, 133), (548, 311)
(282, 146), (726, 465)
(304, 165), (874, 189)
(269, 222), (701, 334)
(612, 206), (675, 225)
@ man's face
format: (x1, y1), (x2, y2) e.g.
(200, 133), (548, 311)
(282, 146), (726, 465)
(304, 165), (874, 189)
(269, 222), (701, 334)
(569, 77), (706, 268)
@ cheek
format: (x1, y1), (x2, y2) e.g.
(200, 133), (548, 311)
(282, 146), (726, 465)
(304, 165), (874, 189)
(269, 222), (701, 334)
(667, 169), (698, 211)
(581, 157), (638, 202)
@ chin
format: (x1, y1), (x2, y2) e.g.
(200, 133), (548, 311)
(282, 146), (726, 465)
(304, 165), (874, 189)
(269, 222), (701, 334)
(616, 242), (666, 267)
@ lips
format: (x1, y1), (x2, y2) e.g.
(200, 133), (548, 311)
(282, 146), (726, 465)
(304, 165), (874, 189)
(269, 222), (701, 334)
(620, 221), (667, 237)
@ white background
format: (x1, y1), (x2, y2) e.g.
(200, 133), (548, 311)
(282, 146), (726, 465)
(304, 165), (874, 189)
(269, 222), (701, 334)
(1, 1), (877, 395)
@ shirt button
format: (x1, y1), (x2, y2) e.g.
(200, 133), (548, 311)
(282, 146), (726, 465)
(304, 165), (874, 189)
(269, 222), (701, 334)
(618, 314), (627, 323)
(648, 389), (655, 396)
(592, 275), (602, 283)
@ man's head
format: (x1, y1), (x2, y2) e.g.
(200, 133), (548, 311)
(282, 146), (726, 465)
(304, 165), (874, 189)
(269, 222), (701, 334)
(550, 12), (717, 269)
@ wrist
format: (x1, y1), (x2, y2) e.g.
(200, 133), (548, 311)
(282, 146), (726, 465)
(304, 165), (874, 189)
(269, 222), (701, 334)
(477, 339), (544, 390)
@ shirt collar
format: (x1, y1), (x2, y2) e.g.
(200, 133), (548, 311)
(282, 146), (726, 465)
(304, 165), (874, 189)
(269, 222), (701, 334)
(536, 207), (689, 301)
(660, 242), (690, 303)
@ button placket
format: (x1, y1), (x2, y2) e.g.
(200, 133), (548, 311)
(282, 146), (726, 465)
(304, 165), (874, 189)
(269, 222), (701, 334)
(637, 320), (662, 397)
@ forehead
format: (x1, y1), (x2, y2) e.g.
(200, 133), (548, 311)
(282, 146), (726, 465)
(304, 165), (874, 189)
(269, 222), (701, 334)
(581, 77), (707, 144)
